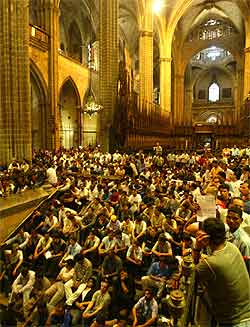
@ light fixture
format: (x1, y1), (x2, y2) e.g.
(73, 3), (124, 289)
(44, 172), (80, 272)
(153, 0), (164, 14)
(82, 42), (103, 118)
(83, 93), (103, 118)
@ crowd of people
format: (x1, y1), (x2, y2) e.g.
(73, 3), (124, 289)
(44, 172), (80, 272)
(0, 143), (250, 327)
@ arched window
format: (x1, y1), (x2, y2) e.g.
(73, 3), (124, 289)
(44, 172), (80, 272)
(209, 83), (220, 102)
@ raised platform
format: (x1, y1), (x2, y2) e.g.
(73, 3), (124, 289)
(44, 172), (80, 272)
(0, 186), (55, 244)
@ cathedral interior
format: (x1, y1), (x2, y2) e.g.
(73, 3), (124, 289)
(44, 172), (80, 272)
(0, 0), (250, 163)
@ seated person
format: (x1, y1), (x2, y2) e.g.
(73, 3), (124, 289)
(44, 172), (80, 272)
(101, 250), (123, 284)
(22, 229), (41, 261)
(9, 265), (35, 318)
(106, 215), (121, 233)
(4, 228), (30, 250)
(98, 230), (116, 256)
(68, 277), (97, 325)
(132, 288), (158, 327)
(126, 239), (143, 277)
(132, 215), (147, 241)
(45, 230), (66, 278)
(60, 236), (82, 266)
(5, 243), (23, 281)
(82, 278), (111, 327)
(141, 256), (179, 299)
(64, 253), (92, 305)
(81, 229), (100, 265)
(33, 231), (53, 267)
(151, 233), (173, 261)
(114, 230), (131, 258)
(182, 234), (195, 256)
(25, 270), (51, 314)
(111, 269), (135, 319)
(120, 215), (134, 237)
(45, 259), (75, 311)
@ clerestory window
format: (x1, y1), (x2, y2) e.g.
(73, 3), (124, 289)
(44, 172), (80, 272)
(209, 83), (220, 102)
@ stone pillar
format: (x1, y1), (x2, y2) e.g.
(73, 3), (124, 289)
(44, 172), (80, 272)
(160, 57), (172, 115)
(99, 0), (119, 151)
(43, 0), (60, 149)
(236, 68), (244, 122)
(33, 0), (59, 149)
(244, 47), (250, 99)
(139, 0), (153, 104)
(139, 30), (153, 102)
(174, 73), (185, 125)
(184, 64), (193, 126)
(0, 0), (32, 164)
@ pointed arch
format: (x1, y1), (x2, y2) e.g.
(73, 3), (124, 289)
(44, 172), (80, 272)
(59, 76), (82, 149)
(30, 59), (49, 149)
(59, 76), (81, 106)
(67, 20), (83, 62)
(209, 82), (220, 102)
(30, 59), (48, 99)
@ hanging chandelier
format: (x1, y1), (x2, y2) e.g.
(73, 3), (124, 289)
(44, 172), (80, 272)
(82, 42), (103, 118)
(83, 94), (103, 118)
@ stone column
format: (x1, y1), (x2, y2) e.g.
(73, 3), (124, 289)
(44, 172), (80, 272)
(160, 57), (172, 115)
(236, 68), (244, 122)
(139, 0), (153, 104)
(139, 30), (153, 103)
(244, 47), (250, 99)
(33, 0), (59, 149)
(0, 0), (32, 164)
(44, 0), (60, 149)
(99, 0), (119, 151)
(174, 73), (185, 125)
(184, 64), (193, 126)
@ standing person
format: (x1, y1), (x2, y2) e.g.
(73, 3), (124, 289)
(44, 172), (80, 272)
(226, 207), (250, 275)
(153, 142), (162, 156)
(193, 217), (250, 326)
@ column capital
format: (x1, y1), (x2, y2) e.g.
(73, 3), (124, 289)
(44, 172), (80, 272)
(140, 30), (153, 37)
(245, 47), (250, 53)
(160, 57), (172, 63)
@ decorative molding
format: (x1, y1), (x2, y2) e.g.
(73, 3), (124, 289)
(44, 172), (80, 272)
(160, 57), (172, 63)
(140, 30), (153, 37)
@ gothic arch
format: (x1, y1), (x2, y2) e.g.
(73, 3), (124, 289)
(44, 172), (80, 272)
(59, 76), (81, 106)
(30, 59), (48, 99)
(67, 20), (83, 62)
(59, 77), (82, 148)
(192, 65), (235, 91)
(30, 60), (49, 149)
(167, 0), (249, 57)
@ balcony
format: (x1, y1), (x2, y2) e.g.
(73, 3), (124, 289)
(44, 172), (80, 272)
(29, 24), (49, 51)
(192, 101), (234, 110)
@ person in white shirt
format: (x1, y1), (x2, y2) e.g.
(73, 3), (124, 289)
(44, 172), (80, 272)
(45, 259), (75, 311)
(228, 173), (241, 198)
(10, 266), (35, 317)
(128, 189), (142, 214)
(46, 165), (58, 186)
(231, 145), (240, 157)
(133, 215), (147, 241)
(5, 228), (30, 250)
